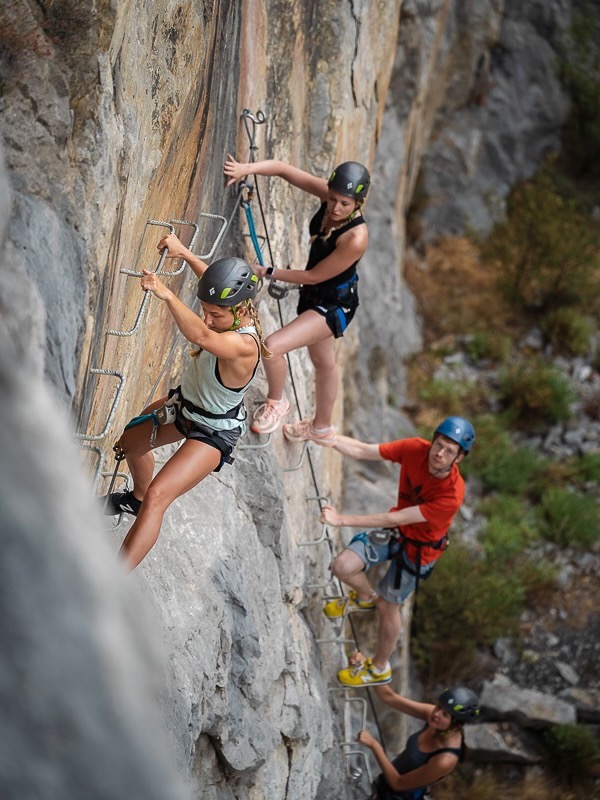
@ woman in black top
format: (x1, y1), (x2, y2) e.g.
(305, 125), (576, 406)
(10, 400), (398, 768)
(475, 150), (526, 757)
(358, 682), (480, 800)
(224, 156), (369, 442)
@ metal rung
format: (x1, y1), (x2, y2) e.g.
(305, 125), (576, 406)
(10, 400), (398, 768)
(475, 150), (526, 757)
(317, 637), (356, 645)
(282, 441), (308, 472)
(196, 212), (229, 261)
(74, 370), (126, 442)
(306, 581), (338, 591)
(343, 750), (373, 787)
(238, 432), (272, 450)
(108, 221), (174, 335)
(119, 214), (225, 277)
(299, 494), (332, 547)
(154, 219), (199, 275)
(298, 522), (330, 547)
(78, 444), (105, 487)
(344, 695), (368, 730)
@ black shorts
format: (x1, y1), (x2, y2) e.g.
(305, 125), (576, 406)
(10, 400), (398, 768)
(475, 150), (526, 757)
(296, 295), (359, 338)
(174, 406), (241, 472)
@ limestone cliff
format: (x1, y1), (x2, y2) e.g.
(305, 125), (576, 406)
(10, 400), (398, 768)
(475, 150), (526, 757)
(0, 1), (574, 798)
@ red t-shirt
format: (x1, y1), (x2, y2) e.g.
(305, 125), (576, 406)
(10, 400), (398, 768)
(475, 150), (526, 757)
(378, 437), (465, 566)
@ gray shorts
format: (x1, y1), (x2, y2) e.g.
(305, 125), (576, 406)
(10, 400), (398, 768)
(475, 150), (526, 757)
(346, 530), (435, 604)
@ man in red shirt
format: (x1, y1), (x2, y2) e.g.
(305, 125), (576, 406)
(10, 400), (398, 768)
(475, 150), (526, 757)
(319, 416), (475, 686)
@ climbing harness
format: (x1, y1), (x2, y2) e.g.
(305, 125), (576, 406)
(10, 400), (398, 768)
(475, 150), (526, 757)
(392, 531), (447, 598)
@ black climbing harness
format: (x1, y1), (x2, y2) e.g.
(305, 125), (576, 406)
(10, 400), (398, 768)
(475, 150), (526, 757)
(392, 529), (448, 597)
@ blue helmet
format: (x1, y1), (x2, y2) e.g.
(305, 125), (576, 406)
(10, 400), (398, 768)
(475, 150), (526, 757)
(434, 417), (476, 453)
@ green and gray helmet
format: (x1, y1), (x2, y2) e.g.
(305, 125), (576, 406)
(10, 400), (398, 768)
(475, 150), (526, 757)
(438, 687), (480, 723)
(197, 257), (258, 305)
(327, 161), (370, 201)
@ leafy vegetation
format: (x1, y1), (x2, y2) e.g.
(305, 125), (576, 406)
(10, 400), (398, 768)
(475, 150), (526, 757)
(544, 723), (600, 783)
(497, 358), (574, 429)
(540, 308), (596, 357)
(481, 165), (600, 316)
(411, 545), (525, 685)
(538, 487), (600, 548)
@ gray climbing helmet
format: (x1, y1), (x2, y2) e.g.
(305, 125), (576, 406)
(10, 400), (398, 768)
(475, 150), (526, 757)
(438, 686), (480, 723)
(197, 257), (258, 305)
(327, 161), (370, 200)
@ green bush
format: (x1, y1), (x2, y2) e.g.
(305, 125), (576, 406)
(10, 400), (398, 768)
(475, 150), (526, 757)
(544, 723), (600, 783)
(541, 308), (595, 356)
(538, 487), (600, 548)
(481, 166), (600, 314)
(478, 445), (547, 495)
(411, 545), (524, 685)
(465, 331), (512, 364)
(498, 359), (574, 428)
(479, 494), (538, 559)
(574, 452), (600, 484)
(418, 378), (470, 415)
(460, 413), (512, 480)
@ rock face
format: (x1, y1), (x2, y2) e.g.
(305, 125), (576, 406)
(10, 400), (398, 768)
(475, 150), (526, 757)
(0, 1), (580, 798)
(417, 0), (571, 238)
(0, 144), (191, 800)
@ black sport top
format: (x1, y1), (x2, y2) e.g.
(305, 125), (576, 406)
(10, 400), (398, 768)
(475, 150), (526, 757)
(376, 726), (462, 800)
(299, 203), (366, 305)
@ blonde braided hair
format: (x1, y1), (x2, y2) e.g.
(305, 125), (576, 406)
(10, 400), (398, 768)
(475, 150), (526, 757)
(246, 299), (272, 359)
(190, 299), (271, 359)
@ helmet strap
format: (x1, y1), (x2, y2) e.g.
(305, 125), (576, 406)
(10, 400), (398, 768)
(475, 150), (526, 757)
(227, 300), (250, 331)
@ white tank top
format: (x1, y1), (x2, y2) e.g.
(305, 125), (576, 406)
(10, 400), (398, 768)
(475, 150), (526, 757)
(180, 324), (259, 432)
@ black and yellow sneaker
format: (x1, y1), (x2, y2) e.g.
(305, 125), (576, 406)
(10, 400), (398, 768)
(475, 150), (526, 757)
(100, 490), (142, 517)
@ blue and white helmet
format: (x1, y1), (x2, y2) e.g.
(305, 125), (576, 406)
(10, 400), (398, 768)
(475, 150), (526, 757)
(434, 417), (476, 453)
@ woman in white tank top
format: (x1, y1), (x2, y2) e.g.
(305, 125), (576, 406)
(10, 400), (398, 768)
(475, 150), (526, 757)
(101, 234), (271, 571)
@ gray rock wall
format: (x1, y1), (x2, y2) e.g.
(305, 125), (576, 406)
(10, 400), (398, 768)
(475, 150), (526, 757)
(0, 142), (192, 800)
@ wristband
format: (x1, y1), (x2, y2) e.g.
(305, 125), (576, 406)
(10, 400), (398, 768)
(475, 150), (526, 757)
(265, 266), (274, 278)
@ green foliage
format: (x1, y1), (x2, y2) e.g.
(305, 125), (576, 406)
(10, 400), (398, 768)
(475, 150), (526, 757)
(538, 487), (600, 548)
(541, 308), (595, 356)
(574, 452), (600, 483)
(479, 445), (547, 495)
(560, 9), (600, 178)
(465, 331), (512, 364)
(460, 413), (511, 479)
(498, 359), (574, 428)
(479, 494), (538, 559)
(463, 414), (547, 493)
(418, 378), (472, 416)
(411, 545), (524, 685)
(481, 166), (600, 314)
(544, 723), (600, 783)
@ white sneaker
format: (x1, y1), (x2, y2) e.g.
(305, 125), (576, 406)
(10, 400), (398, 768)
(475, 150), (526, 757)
(251, 395), (290, 434)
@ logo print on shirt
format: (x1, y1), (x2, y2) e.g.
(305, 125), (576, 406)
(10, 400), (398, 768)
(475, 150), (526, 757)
(398, 481), (425, 506)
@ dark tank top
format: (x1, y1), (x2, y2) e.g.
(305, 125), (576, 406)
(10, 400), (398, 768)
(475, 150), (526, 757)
(376, 727), (462, 800)
(300, 203), (366, 305)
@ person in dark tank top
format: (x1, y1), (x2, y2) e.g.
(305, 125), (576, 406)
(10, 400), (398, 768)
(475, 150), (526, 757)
(224, 155), (369, 443)
(356, 679), (480, 800)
